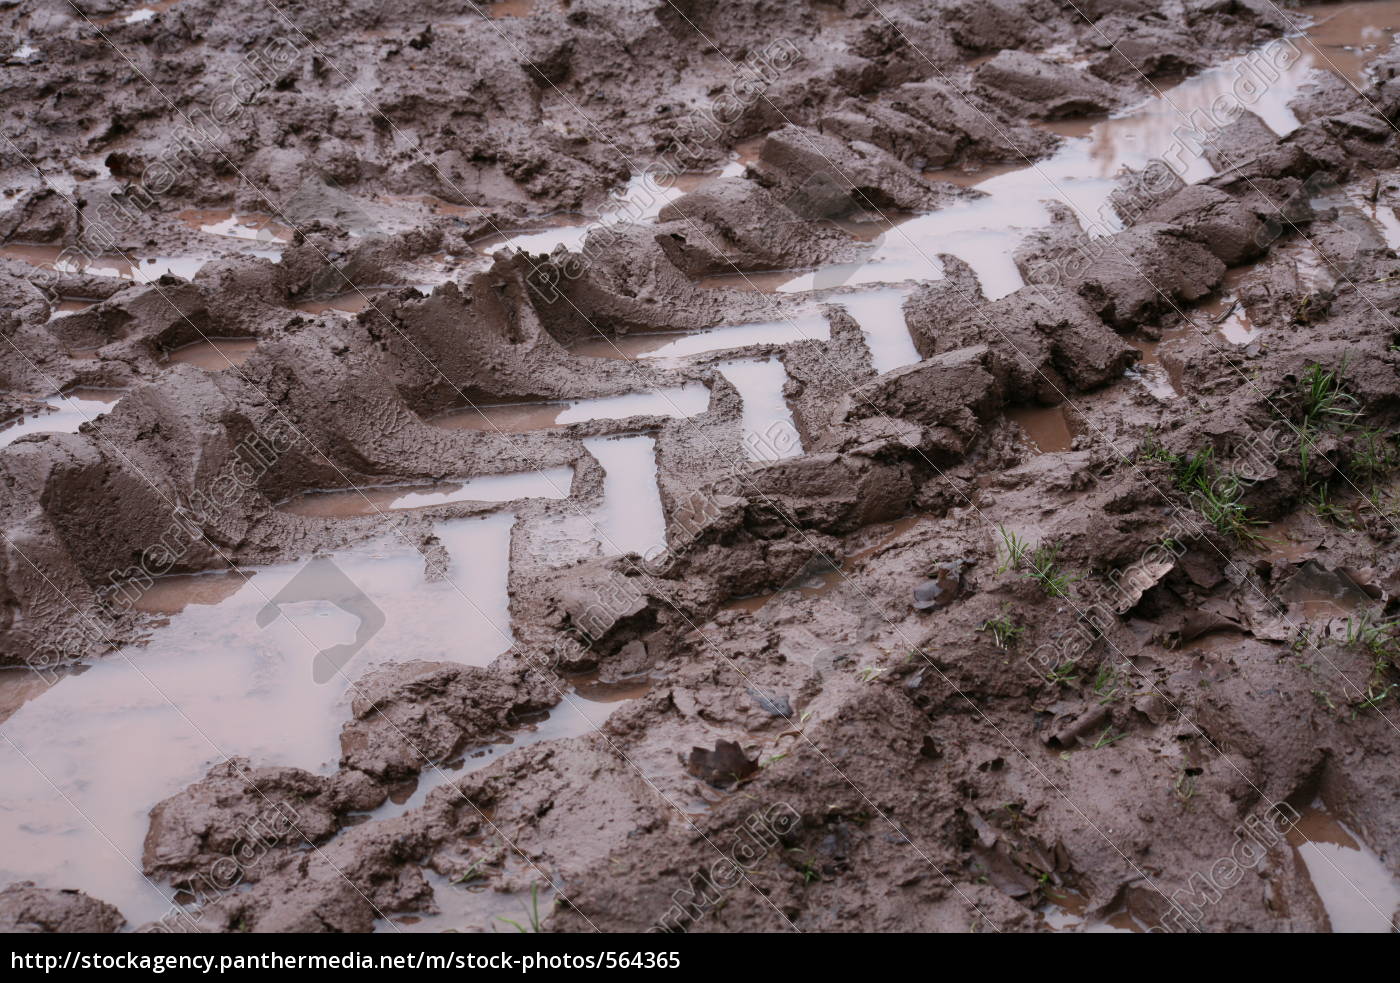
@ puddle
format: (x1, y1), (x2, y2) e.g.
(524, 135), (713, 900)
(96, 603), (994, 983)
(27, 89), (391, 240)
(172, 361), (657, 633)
(47, 298), (99, 322)
(715, 357), (804, 462)
(724, 559), (844, 613)
(1347, 186), (1400, 249)
(131, 570), (248, 616)
(731, 135), (765, 170)
(583, 434), (667, 556)
(838, 286), (922, 373)
(1295, 1), (1400, 86)
(0, 242), (209, 283)
(0, 388), (124, 448)
(1198, 291), (1260, 346)
(431, 385), (711, 432)
(106, 0), (184, 24)
(278, 467), (575, 517)
(178, 208), (292, 244)
(1257, 513), (1322, 564)
(1126, 323), (1190, 398)
(1275, 237), (1335, 294)
(923, 161), (1029, 188)
(1040, 889), (1144, 933)
(570, 312), (830, 360)
(0, 668), (72, 726)
(10, 13), (1395, 937)
(0, 514), (518, 925)
(165, 337), (258, 371)
(481, 171), (721, 257)
(1279, 561), (1373, 620)
(1287, 801), (1400, 932)
(364, 671), (652, 825)
(764, 41), (1323, 301)
(293, 293), (375, 316)
(473, 215), (589, 256)
(694, 269), (812, 293)
(1007, 404), (1074, 453)
(485, 0), (536, 17)
(381, 869), (552, 933)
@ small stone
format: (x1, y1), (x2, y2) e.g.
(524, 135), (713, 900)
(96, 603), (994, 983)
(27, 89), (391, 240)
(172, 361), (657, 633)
(912, 560), (965, 610)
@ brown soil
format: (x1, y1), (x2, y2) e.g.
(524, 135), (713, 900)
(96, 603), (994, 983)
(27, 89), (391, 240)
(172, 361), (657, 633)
(2, 0), (1400, 935)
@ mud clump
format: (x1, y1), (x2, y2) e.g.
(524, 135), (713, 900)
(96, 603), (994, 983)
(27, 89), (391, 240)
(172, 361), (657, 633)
(0, 883), (124, 934)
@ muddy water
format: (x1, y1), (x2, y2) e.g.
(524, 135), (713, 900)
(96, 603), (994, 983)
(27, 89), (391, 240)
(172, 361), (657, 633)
(0, 513), (519, 924)
(1351, 188), (1400, 247)
(103, 0), (184, 24)
(1007, 404), (1075, 453)
(750, 13), (1392, 369)
(8, 14), (1394, 935)
(1195, 257), (1266, 348)
(47, 298), (98, 321)
(570, 312), (831, 360)
(1178, 236), (1332, 353)
(0, 388), (124, 448)
(278, 467), (575, 517)
(486, 0), (536, 17)
(770, 41), (1327, 301)
(0, 667), (73, 726)
(482, 171), (726, 257)
(1039, 888), (1144, 932)
(583, 434), (668, 556)
(695, 269), (813, 292)
(1295, 1), (1400, 86)
(923, 161), (1029, 188)
(0, 243), (209, 283)
(715, 357), (804, 462)
(1127, 323), (1191, 398)
(293, 292), (375, 316)
(1287, 801), (1400, 932)
(1257, 512), (1323, 564)
(837, 286), (922, 373)
(382, 869), (551, 933)
(165, 337), (258, 370)
(1279, 561), (1374, 620)
(131, 570), (247, 616)
(431, 385), (711, 432)
(1204, 296), (1260, 345)
(365, 673), (651, 827)
(473, 215), (589, 255)
(178, 208), (292, 244)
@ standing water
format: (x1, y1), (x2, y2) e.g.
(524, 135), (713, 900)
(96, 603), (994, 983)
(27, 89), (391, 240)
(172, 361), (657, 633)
(277, 467), (575, 517)
(715, 358), (804, 462)
(432, 385), (711, 431)
(582, 434), (669, 556)
(0, 389), (123, 448)
(838, 286), (922, 373)
(0, 513), (518, 925)
(570, 312), (832, 360)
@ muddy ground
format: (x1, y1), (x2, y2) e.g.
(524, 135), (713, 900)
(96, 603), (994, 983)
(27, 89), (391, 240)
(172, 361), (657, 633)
(1, 0), (1400, 934)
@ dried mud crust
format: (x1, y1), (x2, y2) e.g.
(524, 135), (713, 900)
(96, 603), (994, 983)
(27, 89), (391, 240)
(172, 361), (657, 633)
(1, 0), (1399, 934)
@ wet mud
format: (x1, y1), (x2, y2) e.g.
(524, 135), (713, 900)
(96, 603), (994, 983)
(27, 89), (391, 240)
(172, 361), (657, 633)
(2, 0), (1400, 936)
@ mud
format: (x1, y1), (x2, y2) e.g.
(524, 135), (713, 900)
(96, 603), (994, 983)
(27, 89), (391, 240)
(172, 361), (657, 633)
(2, 0), (1400, 937)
